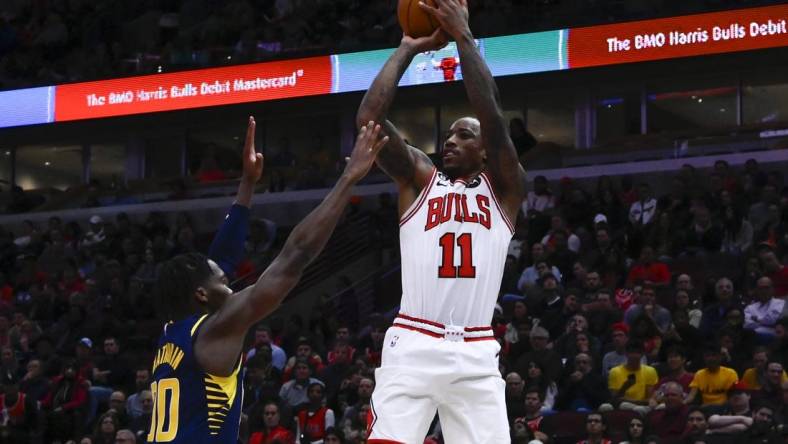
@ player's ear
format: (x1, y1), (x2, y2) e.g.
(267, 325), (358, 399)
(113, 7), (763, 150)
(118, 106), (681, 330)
(194, 286), (209, 304)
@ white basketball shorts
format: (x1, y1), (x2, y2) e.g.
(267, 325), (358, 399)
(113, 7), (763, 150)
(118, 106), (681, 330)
(367, 313), (510, 444)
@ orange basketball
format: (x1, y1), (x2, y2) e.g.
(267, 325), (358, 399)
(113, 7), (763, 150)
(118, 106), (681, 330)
(398, 0), (439, 38)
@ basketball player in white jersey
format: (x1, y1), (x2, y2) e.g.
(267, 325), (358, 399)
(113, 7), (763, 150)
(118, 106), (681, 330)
(356, 0), (525, 442)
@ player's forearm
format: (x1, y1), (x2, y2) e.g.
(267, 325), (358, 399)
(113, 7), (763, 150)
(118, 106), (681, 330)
(234, 177), (256, 208)
(455, 30), (505, 132)
(356, 45), (415, 127)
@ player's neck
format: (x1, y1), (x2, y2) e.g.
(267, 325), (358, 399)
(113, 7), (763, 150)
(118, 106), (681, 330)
(444, 166), (484, 183)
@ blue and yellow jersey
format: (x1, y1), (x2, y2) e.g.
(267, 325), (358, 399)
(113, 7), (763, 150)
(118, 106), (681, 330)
(147, 314), (243, 443)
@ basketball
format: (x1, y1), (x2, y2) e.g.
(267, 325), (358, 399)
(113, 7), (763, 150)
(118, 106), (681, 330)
(398, 0), (439, 38)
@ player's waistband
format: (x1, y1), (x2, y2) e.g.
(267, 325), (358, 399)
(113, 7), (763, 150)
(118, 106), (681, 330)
(392, 313), (495, 342)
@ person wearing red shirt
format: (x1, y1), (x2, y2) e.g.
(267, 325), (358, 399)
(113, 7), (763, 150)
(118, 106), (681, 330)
(761, 250), (788, 298)
(296, 383), (335, 443)
(577, 412), (612, 444)
(249, 401), (295, 444)
(626, 246), (670, 287)
(41, 361), (88, 442)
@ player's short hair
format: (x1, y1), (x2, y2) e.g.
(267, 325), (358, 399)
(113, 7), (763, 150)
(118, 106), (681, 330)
(155, 253), (212, 321)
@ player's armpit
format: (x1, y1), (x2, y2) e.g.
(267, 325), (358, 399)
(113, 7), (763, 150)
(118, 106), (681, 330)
(376, 120), (434, 215)
(376, 120), (433, 186)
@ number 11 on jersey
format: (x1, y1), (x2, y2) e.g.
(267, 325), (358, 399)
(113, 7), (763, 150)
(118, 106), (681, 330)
(438, 233), (476, 278)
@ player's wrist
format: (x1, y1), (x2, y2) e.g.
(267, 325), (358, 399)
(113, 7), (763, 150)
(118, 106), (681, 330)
(453, 28), (474, 45)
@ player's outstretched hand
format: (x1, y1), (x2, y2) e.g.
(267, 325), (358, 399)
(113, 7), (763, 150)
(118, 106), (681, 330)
(401, 27), (449, 54)
(343, 121), (389, 183)
(242, 116), (264, 184)
(418, 0), (470, 40)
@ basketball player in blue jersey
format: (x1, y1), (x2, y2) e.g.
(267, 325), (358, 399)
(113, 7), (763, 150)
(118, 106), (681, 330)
(147, 119), (389, 444)
(357, 0), (526, 442)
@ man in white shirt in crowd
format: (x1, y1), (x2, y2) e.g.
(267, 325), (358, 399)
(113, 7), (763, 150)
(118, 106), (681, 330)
(744, 276), (785, 340)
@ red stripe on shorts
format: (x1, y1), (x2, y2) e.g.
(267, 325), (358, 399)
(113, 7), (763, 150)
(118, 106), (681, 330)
(391, 323), (443, 338)
(395, 313), (445, 329)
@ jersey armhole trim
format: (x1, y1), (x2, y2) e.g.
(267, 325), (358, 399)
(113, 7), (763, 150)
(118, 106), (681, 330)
(399, 167), (438, 227)
(190, 314), (209, 337)
(480, 172), (515, 235)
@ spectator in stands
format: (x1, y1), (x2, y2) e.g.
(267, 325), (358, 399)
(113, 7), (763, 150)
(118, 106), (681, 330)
(626, 246), (671, 288)
(128, 389), (152, 440)
(543, 234), (578, 280)
(249, 401), (295, 444)
(744, 403), (780, 443)
(0, 373), (42, 443)
(755, 361), (785, 407)
(760, 250), (788, 298)
(340, 378), (373, 425)
(556, 353), (609, 411)
(681, 204), (724, 255)
(125, 367), (150, 420)
(522, 359), (558, 411)
(505, 372), (525, 421)
(606, 341), (657, 416)
(296, 382), (334, 443)
(514, 386), (550, 441)
(701, 277), (743, 339)
(323, 427), (345, 444)
(247, 324), (287, 371)
(80, 215), (106, 249)
(744, 276), (784, 341)
(628, 183), (658, 252)
(651, 347), (694, 406)
(620, 417), (646, 444)
(341, 402), (369, 444)
(674, 288), (702, 329)
(683, 407), (709, 442)
(279, 359), (324, 410)
(542, 214), (581, 254)
(106, 390), (128, 428)
(583, 226), (626, 288)
(19, 358), (48, 402)
(196, 151), (227, 183)
(686, 345), (739, 408)
(517, 259), (561, 292)
(523, 175), (555, 216)
(88, 336), (131, 422)
(720, 196), (754, 255)
(624, 284), (671, 333)
(282, 337), (324, 381)
(628, 314), (663, 362)
(706, 386), (753, 437)
(41, 360), (87, 442)
(578, 412), (611, 444)
(512, 325), (562, 385)
(115, 429), (136, 444)
(602, 323), (641, 379)
(750, 183), (779, 234)
(646, 381), (688, 442)
(92, 411), (118, 444)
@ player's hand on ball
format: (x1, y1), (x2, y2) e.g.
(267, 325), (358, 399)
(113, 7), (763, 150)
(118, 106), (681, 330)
(418, 0), (470, 40)
(401, 27), (449, 54)
(343, 121), (389, 183)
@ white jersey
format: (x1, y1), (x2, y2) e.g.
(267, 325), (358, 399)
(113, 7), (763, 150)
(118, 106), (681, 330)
(399, 167), (514, 327)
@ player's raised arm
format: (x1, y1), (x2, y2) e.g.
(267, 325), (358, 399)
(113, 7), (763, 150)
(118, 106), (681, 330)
(195, 122), (389, 376)
(356, 32), (445, 205)
(420, 0), (525, 220)
(207, 116), (263, 276)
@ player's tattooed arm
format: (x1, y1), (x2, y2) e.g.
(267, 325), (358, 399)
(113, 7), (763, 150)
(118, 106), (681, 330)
(196, 123), (388, 376)
(421, 0), (525, 221)
(356, 33), (444, 196)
